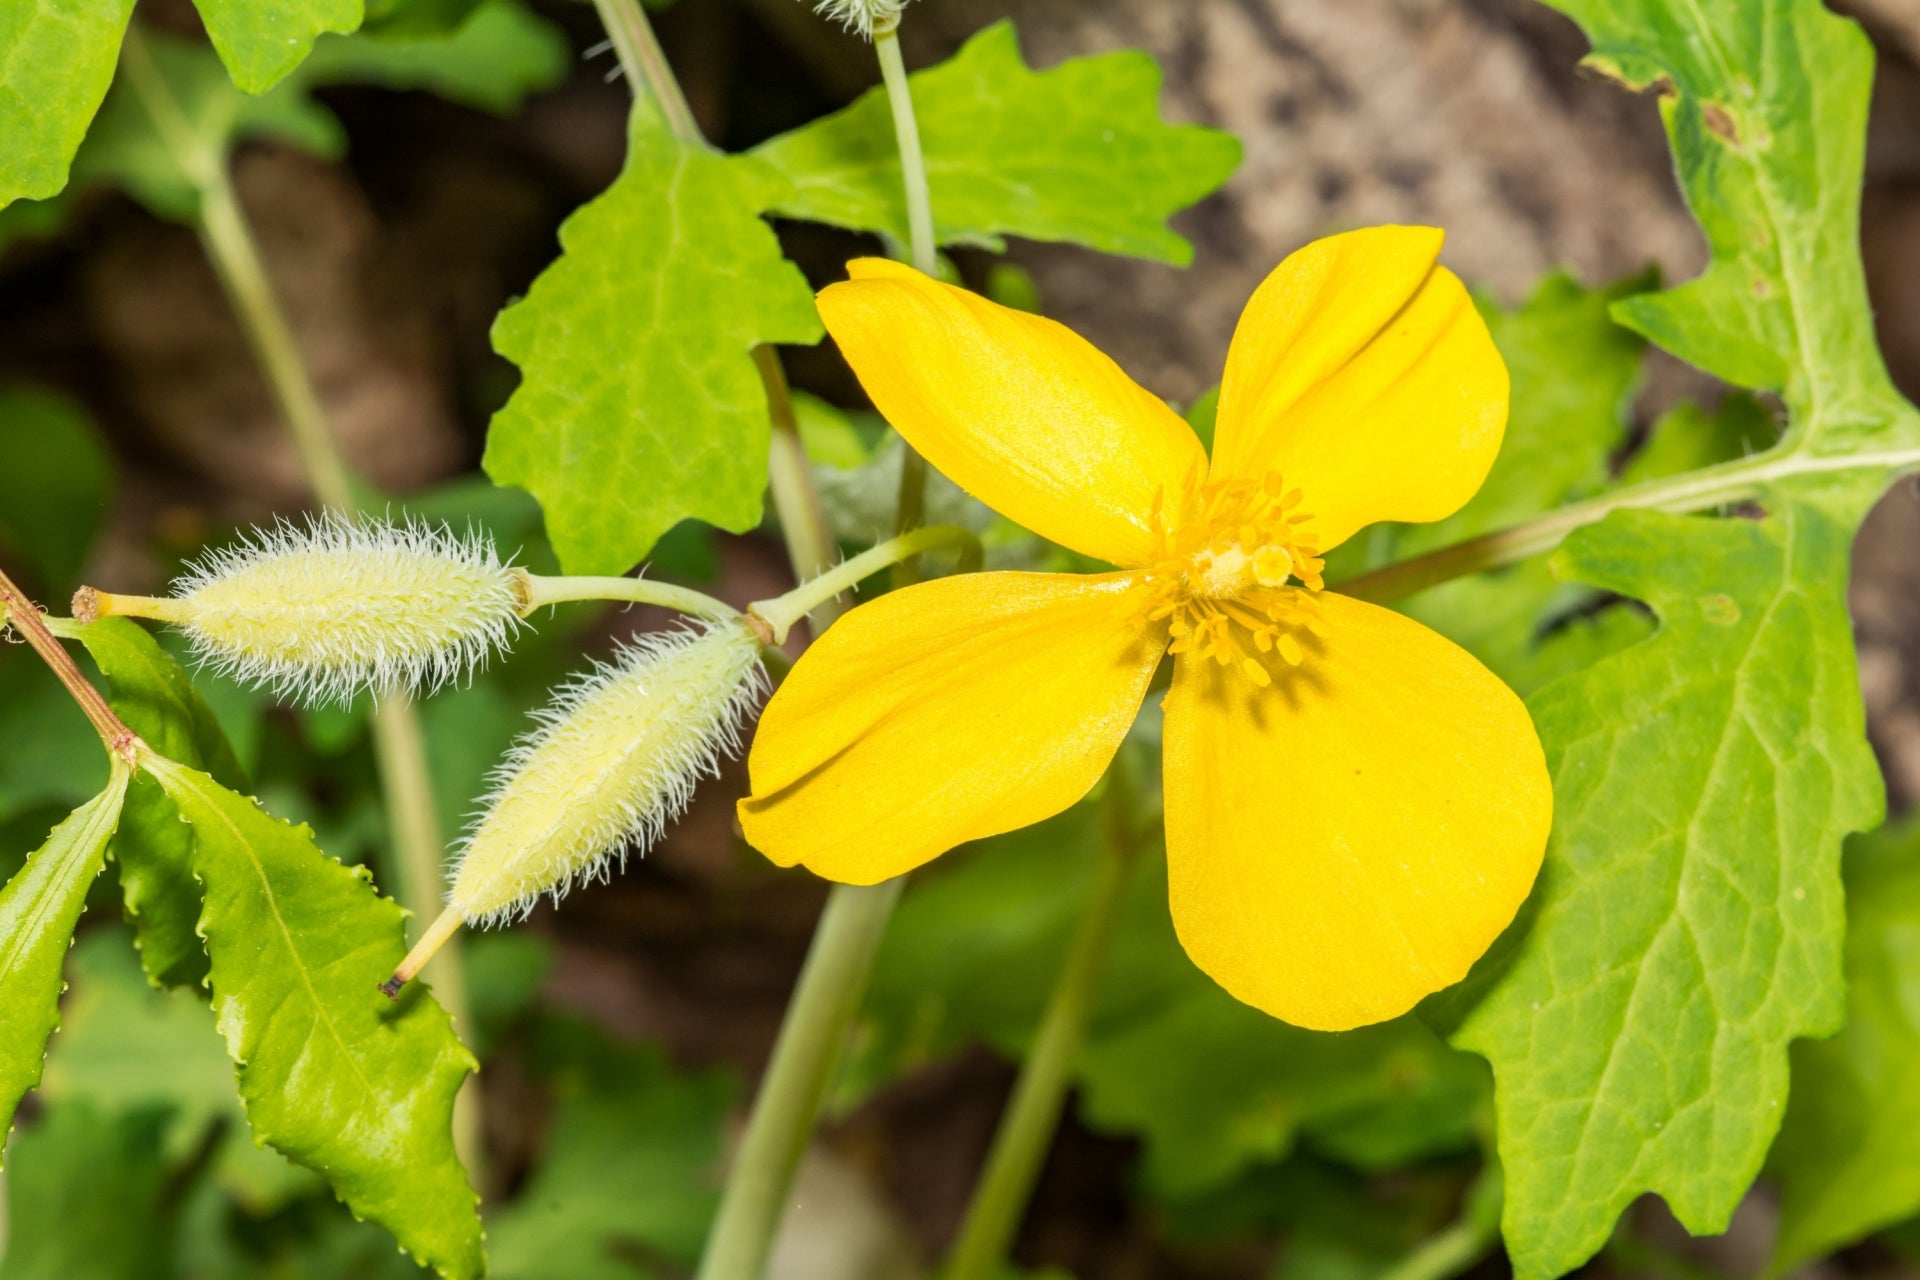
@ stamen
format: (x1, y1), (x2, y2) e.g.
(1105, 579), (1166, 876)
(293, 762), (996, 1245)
(1126, 472), (1327, 688)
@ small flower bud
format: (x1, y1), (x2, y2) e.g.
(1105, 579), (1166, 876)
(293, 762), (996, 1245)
(448, 621), (767, 926)
(812, 0), (909, 40)
(86, 516), (529, 706)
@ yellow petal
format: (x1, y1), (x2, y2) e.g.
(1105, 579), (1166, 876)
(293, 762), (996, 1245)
(741, 571), (1165, 884)
(818, 260), (1206, 567)
(1162, 591), (1549, 1031)
(1208, 226), (1508, 551)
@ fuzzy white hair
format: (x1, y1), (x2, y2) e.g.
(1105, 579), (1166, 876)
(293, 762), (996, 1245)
(171, 513), (526, 708)
(448, 621), (769, 927)
(812, 0), (907, 40)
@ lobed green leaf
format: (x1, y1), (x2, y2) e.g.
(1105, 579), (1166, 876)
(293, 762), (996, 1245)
(1437, 5), (1920, 1274)
(1768, 818), (1920, 1271)
(0, 0), (135, 208)
(189, 0), (363, 95)
(0, 771), (128, 1158)
(484, 128), (823, 574)
(144, 754), (483, 1279)
(752, 21), (1241, 264)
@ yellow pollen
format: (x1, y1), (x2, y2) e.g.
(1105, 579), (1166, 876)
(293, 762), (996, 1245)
(1133, 470), (1326, 686)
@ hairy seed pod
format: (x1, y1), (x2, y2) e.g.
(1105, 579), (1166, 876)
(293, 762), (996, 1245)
(811, 0), (908, 39)
(85, 516), (528, 706)
(448, 621), (767, 926)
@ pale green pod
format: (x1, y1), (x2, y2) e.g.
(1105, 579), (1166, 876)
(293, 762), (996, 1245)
(449, 620), (767, 925)
(88, 516), (528, 706)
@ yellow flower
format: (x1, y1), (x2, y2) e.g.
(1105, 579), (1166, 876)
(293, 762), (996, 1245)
(740, 226), (1552, 1031)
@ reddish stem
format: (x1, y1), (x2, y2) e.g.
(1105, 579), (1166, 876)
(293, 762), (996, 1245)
(0, 566), (140, 765)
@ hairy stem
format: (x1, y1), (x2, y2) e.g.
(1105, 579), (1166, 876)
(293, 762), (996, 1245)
(942, 754), (1140, 1280)
(122, 22), (483, 1175)
(591, 0), (703, 143)
(1334, 444), (1920, 603)
(751, 524), (983, 643)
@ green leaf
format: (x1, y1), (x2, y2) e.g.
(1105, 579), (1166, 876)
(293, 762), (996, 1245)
(488, 1018), (735, 1280)
(0, 1103), (175, 1280)
(144, 755), (483, 1279)
(752, 21), (1240, 264)
(0, 772), (128, 1157)
(189, 0), (363, 95)
(0, 386), (114, 592)
(76, 7), (565, 222)
(1769, 818), (1920, 1270)
(484, 128), (823, 573)
(1437, 5), (1920, 1276)
(1446, 478), (1887, 1280)
(62, 616), (246, 989)
(76, 30), (343, 221)
(0, 0), (135, 208)
(41, 929), (318, 1211)
(1556, 3), (1889, 437)
(298, 0), (568, 115)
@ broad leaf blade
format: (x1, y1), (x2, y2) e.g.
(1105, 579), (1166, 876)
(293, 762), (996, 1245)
(145, 755), (482, 1279)
(484, 128), (823, 574)
(752, 21), (1240, 264)
(1448, 478), (1885, 1280)
(0, 772), (129, 1155)
(1552, 0), (1900, 446)
(1440, 6), (1920, 1275)
(189, 0), (363, 94)
(0, 0), (135, 208)
(1768, 819), (1920, 1271)
(64, 617), (244, 988)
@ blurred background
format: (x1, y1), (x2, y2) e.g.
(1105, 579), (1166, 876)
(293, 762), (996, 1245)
(3, 1), (1920, 1278)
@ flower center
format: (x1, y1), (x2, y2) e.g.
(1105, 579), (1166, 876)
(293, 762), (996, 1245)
(1134, 471), (1327, 688)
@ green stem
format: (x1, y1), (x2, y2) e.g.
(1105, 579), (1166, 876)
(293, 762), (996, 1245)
(751, 524), (982, 643)
(590, 0), (703, 144)
(942, 757), (1140, 1280)
(694, 878), (904, 1280)
(521, 574), (739, 621)
(591, 9), (930, 1278)
(1334, 443), (1920, 604)
(871, 12), (934, 571)
(123, 20), (483, 1177)
(1375, 1215), (1496, 1280)
(872, 15), (938, 277)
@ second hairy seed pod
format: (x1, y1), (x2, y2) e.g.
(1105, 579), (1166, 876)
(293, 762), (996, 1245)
(77, 515), (527, 706)
(447, 620), (768, 926)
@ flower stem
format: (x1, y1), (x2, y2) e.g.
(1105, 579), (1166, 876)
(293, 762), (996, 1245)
(750, 524), (983, 643)
(694, 877), (903, 1280)
(520, 574), (740, 621)
(590, 0), (703, 144)
(872, 13), (938, 277)
(1334, 442), (1920, 603)
(871, 11), (935, 573)
(122, 22), (483, 1175)
(591, 8), (930, 1277)
(943, 753), (1142, 1280)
